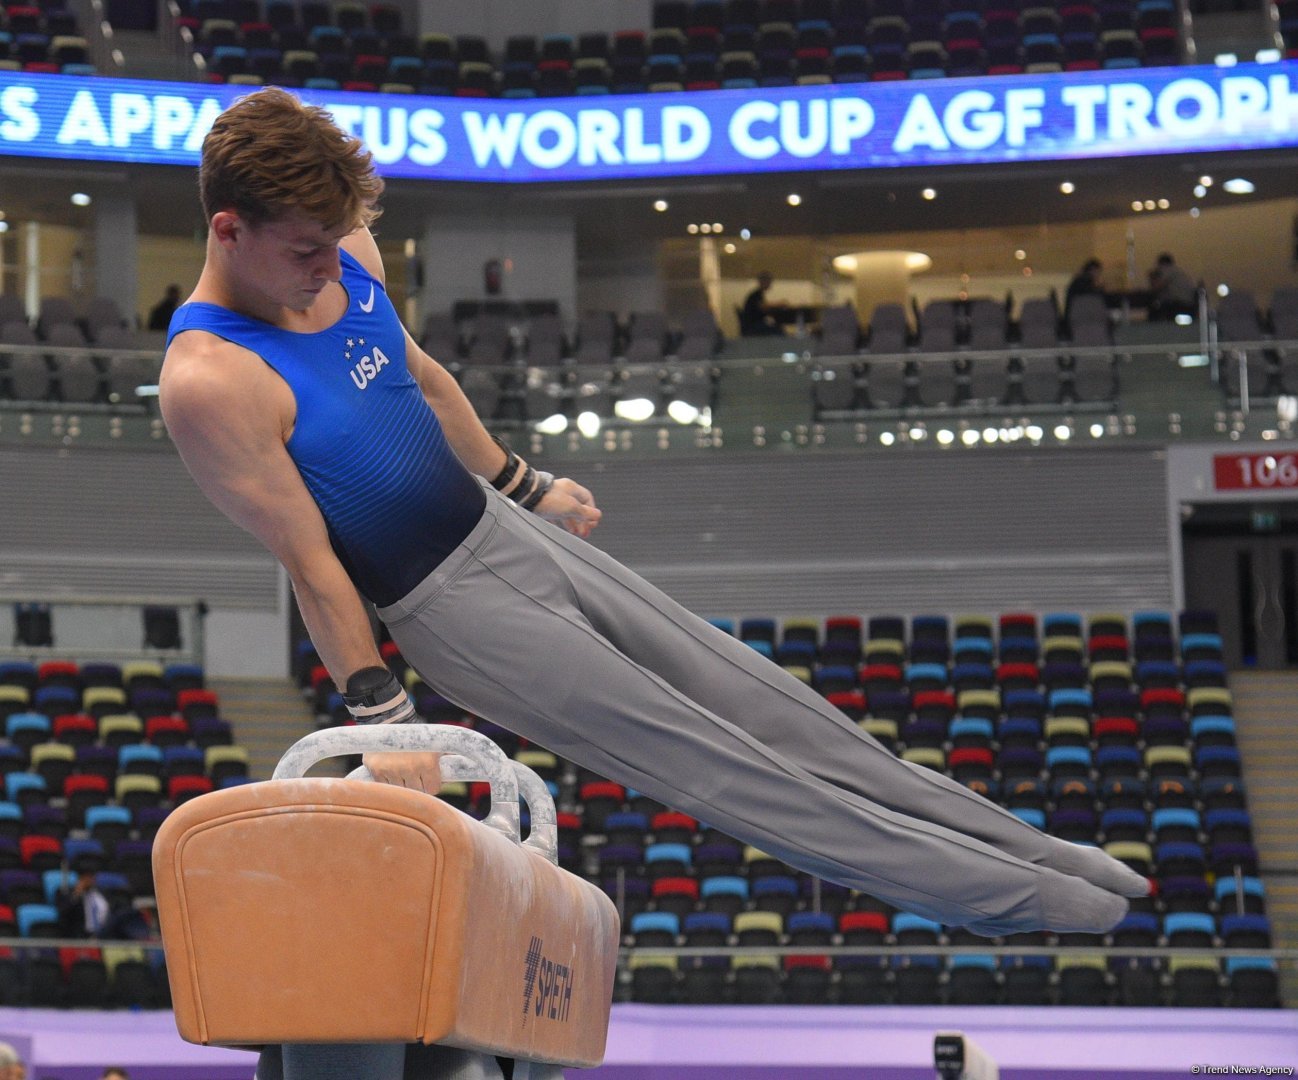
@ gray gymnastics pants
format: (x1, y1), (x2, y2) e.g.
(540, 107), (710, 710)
(378, 481), (1145, 937)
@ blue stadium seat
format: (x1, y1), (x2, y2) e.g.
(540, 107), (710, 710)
(118, 744), (163, 776)
(4, 773), (45, 805)
(1100, 807), (1148, 843)
(1010, 807), (1045, 830)
(1045, 745), (1091, 779)
(1190, 715), (1236, 746)
(1164, 911), (1216, 947)
(1151, 807), (1200, 842)
(16, 902), (59, 937)
(1215, 875), (1265, 914)
(630, 910), (679, 942)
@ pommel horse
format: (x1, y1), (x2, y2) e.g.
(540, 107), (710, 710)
(153, 726), (621, 1076)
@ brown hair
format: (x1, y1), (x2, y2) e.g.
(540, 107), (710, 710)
(199, 87), (383, 230)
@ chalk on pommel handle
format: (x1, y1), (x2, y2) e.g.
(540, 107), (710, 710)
(154, 726), (620, 1068)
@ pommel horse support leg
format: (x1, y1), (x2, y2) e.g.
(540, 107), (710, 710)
(153, 727), (621, 1074)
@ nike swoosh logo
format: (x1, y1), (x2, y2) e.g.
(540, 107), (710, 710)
(359, 283), (375, 313)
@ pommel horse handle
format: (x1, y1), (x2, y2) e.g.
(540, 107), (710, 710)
(271, 726), (524, 841)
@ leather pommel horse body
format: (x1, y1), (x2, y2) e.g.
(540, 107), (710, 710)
(153, 727), (621, 1070)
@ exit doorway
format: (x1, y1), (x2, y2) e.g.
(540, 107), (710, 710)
(1181, 503), (1298, 669)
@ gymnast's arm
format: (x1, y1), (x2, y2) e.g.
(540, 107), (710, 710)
(159, 338), (441, 792)
(341, 229), (603, 539)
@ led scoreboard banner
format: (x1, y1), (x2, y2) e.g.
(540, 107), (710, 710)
(2, 61), (1298, 182)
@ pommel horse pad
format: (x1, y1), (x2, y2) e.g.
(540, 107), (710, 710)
(153, 779), (620, 1067)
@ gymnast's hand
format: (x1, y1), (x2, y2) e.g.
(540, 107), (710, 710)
(363, 750), (443, 794)
(536, 477), (602, 538)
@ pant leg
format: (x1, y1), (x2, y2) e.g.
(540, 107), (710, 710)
(493, 498), (1137, 891)
(379, 492), (1126, 935)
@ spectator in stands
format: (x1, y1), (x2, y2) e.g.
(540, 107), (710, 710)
(55, 870), (110, 938)
(1146, 253), (1198, 321)
(1064, 258), (1106, 321)
(162, 89), (1147, 1080)
(739, 270), (785, 335)
(147, 284), (183, 331)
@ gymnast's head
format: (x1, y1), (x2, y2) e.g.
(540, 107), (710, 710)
(199, 87), (384, 233)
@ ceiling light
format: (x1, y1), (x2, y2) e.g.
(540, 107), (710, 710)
(653, 199), (668, 212)
(1200, 175), (1214, 186)
(786, 193), (802, 206)
(833, 255), (858, 274)
(1194, 184), (1207, 198)
(1143, 199), (1156, 210)
(905, 252), (933, 272)
(1014, 249), (1026, 260)
(70, 193), (91, 207)
(667, 400), (700, 425)
(700, 223), (712, 234)
(1054, 424), (1072, 441)
(1217, 283), (1230, 297)
(534, 413), (569, 435)
(921, 187), (937, 200)
(961, 429), (980, 446)
(723, 242), (736, 254)
(982, 427), (999, 444)
(740, 228), (751, 240)
(711, 223), (722, 233)
(614, 398), (656, 422)
(1190, 207), (1201, 218)
(687, 223), (699, 234)
(1223, 178), (1255, 194)
(1257, 48), (1282, 63)
(1131, 200), (1143, 212)
(1026, 425), (1044, 441)
(576, 411), (601, 438)
(1090, 423), (1104, 438)
(909, 426), (927, 441)
(1175, 313), (1194, 325)
(1157, 198), (1170, 209)
(1214, 52), (1238, 67)
(1060, 181), (1075, 194)
(937, 429), (954, 445)
(879, 431), (895, 446)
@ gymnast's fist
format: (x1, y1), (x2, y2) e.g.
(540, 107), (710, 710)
(536, 476), (602, 538)
(363, 750), (443, 794)
(344, 666), (444, 795)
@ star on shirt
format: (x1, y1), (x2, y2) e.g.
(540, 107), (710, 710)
(358, 338), (366, 346)
(346, 338), (355, 348)
(345, 351), (352, 360)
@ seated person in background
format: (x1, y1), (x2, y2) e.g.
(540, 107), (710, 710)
(55, 869), (110, 938)
(1064, 258), (1106, 321)
(1147, 253), (1198, 321)
(739, 271), (786, 335)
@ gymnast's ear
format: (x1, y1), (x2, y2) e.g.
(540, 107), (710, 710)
(209, 210), (247, 249)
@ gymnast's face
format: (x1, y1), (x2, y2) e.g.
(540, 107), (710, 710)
(216, 209), (351, 314)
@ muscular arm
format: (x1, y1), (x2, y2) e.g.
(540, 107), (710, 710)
(159, 341), (382, 686)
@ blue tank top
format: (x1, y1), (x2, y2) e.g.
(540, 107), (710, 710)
(166, 249), (486, 607)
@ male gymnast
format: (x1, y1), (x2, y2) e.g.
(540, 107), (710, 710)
(161, 89), (1147, 1080)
